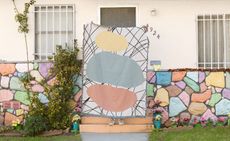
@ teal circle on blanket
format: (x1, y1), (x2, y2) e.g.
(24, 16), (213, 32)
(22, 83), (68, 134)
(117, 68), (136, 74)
(86, 52), (144, 88)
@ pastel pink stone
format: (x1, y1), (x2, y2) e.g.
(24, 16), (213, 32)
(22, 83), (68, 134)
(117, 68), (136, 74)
(74, 90), (82, 102)
(31, 84), (44, 93)
(0, 64), (16, 75)
(201, 109), (217, 121)
(88, 84), (137, 112)
(179, 91), (190, 106)
(200, 82), (208, 93)
(47, 77), (57, 86)
(0, 90), (14, 102)
(147, 71), (155, 81)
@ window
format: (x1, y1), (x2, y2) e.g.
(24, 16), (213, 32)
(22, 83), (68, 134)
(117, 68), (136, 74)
(35, 5), (75, 60)
(197, 14), (230, 69)
(100, 7), (136, 27)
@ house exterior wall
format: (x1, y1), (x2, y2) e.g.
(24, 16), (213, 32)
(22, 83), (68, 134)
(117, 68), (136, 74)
(1, 0), (230, 69)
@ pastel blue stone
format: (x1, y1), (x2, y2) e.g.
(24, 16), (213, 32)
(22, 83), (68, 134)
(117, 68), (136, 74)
(73, 75), (83, 88)
(38, 93), (49, 104)
(86, 52), (144, 88)
(156, 72), (171, 86)
(169, 97), (186, 117)
(216, 99), (230, 116)
(187, 72), (198, 82)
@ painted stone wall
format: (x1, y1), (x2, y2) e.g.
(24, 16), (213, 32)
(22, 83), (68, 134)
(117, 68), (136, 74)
(146, 70), (230, 124)
(0, 63), (82, 126)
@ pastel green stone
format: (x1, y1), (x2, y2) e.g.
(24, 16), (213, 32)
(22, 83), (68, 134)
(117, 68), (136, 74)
(73, 86), (80, 94)
(184, 77), (200, 92)
(147, 84), (154, 96)
(7, 109), (14, 113)
(10, 77), (25, 91)
(208, 93), (222, 107)
(33, 63), (39, 70)
(15, 91), (30, 105)
(226, 72), (230, 89)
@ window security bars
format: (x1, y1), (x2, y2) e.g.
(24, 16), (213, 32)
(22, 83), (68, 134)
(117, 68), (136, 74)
(197, 14), (230, 69)
(34, 5), (75, 60)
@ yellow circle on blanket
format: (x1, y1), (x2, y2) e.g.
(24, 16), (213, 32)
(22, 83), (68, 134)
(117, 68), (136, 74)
(95, 31), (128, 52)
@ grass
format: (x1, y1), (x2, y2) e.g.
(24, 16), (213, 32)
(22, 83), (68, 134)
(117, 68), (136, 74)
(0, 134), (81, 141)
(149, 126), (230, 141)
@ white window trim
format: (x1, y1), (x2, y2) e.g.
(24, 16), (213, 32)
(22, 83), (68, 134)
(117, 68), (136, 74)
(97, 5), (139, 27)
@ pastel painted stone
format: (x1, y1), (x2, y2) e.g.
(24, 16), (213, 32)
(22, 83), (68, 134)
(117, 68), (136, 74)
(215, 99), (230, 115)
(0, 90), (14, 102)
(10, 77), (25, 91)
(39, 63), (53, 78)
(148, 100), (155, 108)
(180, 112), (191, 121)
(38, 93), (49, 104)
(15, 63), (33, 72)
(179, 91), (190, 106)
(30, 70), (44, 82)
(33, 63), (39, 70)
(15, 91), (30, 105)
(21, 104), (29, 111)
(222, 88), (230, 100)
(185, 86), (194, 95)
(188, 102), (207, 115)
(69, 99), (77, 110)
(73, 75), (83, 88)
(187, 72), (198, 82)
(147, 84), (154, 97)
(87, 84), (137, 112)
(225, 72), (230, 89)
(165, 85), (182, 97)
(86, 52), (144, 88)
(175, 81), (186, 89)
(191, 89), (211, 103)
(32, 84), (44, 93)
(169, 97), (186, 117)
(147, 71), (156, 84)
(16, 109), (24, 116)
(172, 71), (186, 81)
(154, 88), (169, 106)
(95, 31), (128, 52)
(206, 72), (225, 88)
(208, 93), (222, 107)
(73, 86), (80, 94)
(184, 77), (200, 92)
(1, 76), (10, 88)
(47, 77), (57, 86)
(200, 82), (207, 93)
(74, 90), (82, 102)
(0, 64), (16, 75)
(147, 71), (155, 82)
(215, 88), (222, 93)
(199, 71), (206, 83)
(4, 112), (23, 126)
(7, 109), (14, 113)
(201, 109), (217, 121)
(156, 72), (172, 86)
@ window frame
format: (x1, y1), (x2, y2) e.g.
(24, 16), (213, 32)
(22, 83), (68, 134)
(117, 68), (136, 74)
(33, 4), (76, 60)
(196, 13), (230, 69)
(98, 5), (139, 27)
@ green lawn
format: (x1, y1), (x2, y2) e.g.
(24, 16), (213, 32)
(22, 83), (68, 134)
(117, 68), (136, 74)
(0, 134), (81, 141)
(149, 126), (230, 141)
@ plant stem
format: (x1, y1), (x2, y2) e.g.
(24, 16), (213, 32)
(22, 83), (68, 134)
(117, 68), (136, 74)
(24, 33), (30, 73)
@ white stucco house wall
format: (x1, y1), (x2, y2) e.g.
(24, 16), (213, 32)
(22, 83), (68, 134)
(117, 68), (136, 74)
(1, 0), (230, 69)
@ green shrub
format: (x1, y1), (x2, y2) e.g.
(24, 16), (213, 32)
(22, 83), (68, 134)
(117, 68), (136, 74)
(24, 115), (49, 136)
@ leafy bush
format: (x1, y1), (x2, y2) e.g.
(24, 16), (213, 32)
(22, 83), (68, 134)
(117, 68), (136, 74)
(24, 115), (49, 136)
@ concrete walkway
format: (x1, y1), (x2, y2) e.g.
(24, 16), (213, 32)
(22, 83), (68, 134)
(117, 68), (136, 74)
(81, 133), (149, 141)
